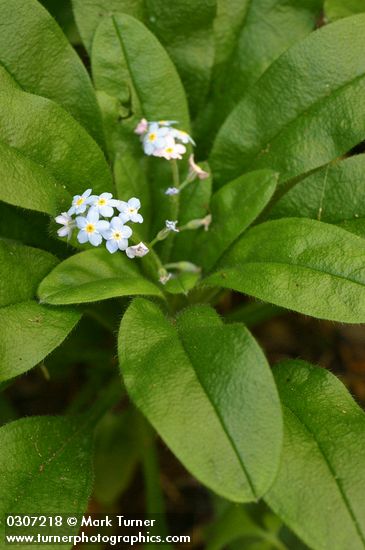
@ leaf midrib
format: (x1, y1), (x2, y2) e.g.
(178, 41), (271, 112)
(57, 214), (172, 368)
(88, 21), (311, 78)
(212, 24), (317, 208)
(280, 404), (365, 547)
(236, 69), (365, 175)
(175, 325), (258, 500)
(111, 15), (146, 119)
(40, 275), (160, 303)
(215, 259), (365, 291)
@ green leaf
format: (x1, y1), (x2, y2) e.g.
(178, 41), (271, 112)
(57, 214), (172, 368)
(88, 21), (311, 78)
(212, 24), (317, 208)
(40, 0), (80, 44)
(210, 14), (365, 187)
(195, 169), (277, 271)
(0, 203), (69, 255)
(119, 299), (282, 502)
(270, 155), (365, 221)
(206, 505), (287, 550)
(0, 240), (57, 307)
(0, 0), (104, 146)
(325, 0), (365, 20)
(0, 64), (19, 91)
(72, 0), (145, 53)
(114, 152), (151, 239)
(265, 360), (365, 550)
(0, 416), (93, 523)
(0, 240), (81, 382)
(91, 13), (190, 157)
(169, 162), (212, 262)
(205, 218), (365, 323)
(146, 0), (217, 116)
(0, 141), (69, 216)
(163, 272), (201, 295)
(73, 0), (216, 115)
(0, 87), (112, 215)
(0, 301), (81, 383)
(202, 0), (321, 147)
(38, 248), (162, 305)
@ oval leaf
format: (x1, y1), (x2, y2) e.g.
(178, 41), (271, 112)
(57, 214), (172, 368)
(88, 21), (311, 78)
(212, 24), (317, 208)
(0, 240), (57, 307)
(0, 416), (93, 520)
(195, 169), (277, 270)
(0, 240), (81, 382)
(0, 86), (112, 215)
(0, 0), (104, 145)
(146, 0), (216, 115)
(119, 299), (282, 502)
(91, 13), (190, 156)
(202, 0), (322, 146)
(270, 155), (365, 232)
(265, 360), (365, 550)
(0, 301), (81, 383)
(72, 0), (145, 53)
(211, 14), (365, 187)
(38, 248), (162, 305)
(73, 0), (215, 115)
(205, 218), (365, 323)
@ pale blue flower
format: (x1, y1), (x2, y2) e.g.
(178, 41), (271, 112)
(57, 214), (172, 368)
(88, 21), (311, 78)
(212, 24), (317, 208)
(171, 128), (196, 146)
(142, 123), (170, 155)
(68, 188), (93, 215)
(76, 208), (109, 247)
(155, 135), (186, 160)
(165, 187), (180, 196)
(117, 197), (143, 223)
(88, 192), (119, 217)
(103, 217), (132, 254)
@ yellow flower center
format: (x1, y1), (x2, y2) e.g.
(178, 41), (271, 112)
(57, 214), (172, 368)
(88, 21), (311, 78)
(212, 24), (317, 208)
(114, 231), (121, 240)
(129, 208), (136, 214)
(76, 197), (84, 206)
(98, 198), (106, 205)
(165, 147), (174, 153)
(148, 133), (156, 142)
(86, 223), (95, 234)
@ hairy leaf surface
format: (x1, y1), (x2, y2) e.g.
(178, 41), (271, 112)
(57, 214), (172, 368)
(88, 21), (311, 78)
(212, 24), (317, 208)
(206, 218), (365, 322)
(0, 0), (104, 145)
(38, 248), (162, 305)
(119, 299), (282, 502)
(266, 360), (365, 550)
(211, 14), (365, 187)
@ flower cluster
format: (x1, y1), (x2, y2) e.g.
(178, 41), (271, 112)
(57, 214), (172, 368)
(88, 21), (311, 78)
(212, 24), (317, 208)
(135, 119), (195, 160)
(55, 190), (148, 258)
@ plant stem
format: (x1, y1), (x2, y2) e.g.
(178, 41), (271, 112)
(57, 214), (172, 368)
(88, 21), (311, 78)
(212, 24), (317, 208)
(141, 421), (172, 548)
(82, 377), (124, 427)
(162, 160), (181, 262)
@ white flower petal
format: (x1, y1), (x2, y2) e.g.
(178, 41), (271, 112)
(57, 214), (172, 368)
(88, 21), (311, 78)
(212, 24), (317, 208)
(77, 230), (88, 244)
(100, 205), (114, 218)
(87, 207), (99, 223)
(89, 232), (102, 246)
(76, 216), (87, 229)
(128, 197), (141, 210)
(120, 225), (133, 238)
(118, 239), (129, 251)
(106, 239), (119, 253)
(57, 226), (70, 237)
